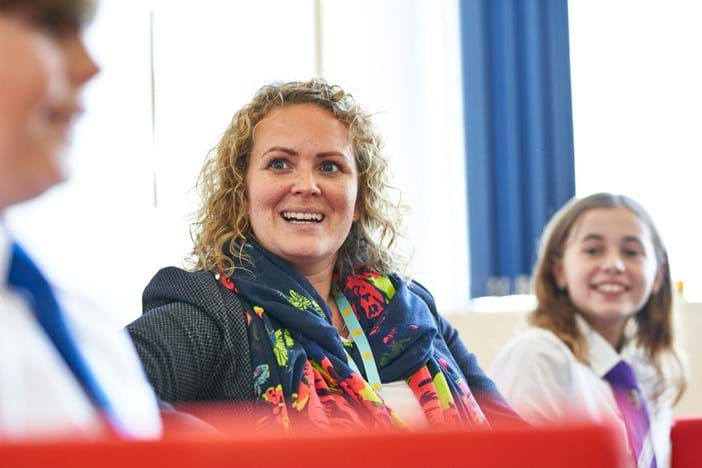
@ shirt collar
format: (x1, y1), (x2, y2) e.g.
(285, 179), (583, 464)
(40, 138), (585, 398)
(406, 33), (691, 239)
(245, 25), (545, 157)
(575, 314), (636, 377)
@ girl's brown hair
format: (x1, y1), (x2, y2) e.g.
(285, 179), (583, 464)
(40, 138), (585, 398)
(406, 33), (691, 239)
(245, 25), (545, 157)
(530, 192), (686, 403)
(190, 78), (406, 279)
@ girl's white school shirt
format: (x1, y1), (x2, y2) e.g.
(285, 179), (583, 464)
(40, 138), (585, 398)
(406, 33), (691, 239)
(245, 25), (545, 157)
(490, 315), (674, 468)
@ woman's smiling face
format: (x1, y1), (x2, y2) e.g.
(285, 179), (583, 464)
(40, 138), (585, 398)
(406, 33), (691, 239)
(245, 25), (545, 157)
(246, 103), (361, 275)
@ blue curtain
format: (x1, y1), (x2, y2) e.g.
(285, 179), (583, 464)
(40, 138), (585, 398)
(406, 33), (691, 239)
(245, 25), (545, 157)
(459, 0), (575, 297)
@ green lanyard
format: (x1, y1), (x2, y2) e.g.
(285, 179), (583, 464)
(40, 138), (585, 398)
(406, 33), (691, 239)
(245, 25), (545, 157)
(332, 284), (383, 395)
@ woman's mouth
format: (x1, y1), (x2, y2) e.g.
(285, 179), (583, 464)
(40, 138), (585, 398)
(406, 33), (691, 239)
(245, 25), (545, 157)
(281, 211), (325, 224)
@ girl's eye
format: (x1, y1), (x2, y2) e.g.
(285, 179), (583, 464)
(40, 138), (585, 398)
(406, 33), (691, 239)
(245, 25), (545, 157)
(268, 159), (289, 170)
(319, 161), (341, 173)
(583, 247), (602, 256)
(624, 248), (643, 258)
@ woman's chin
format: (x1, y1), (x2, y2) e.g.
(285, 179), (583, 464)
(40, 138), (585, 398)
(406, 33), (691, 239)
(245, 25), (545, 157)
(274, 247), (337, 271)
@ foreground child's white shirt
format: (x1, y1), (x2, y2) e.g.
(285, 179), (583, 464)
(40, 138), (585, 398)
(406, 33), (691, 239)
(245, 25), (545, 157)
(491, 315), (673, 468)
(0, 226), (161, 439)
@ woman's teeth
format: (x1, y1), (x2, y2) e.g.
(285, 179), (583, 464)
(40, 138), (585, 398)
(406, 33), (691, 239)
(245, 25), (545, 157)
(282, 212), (324, 223)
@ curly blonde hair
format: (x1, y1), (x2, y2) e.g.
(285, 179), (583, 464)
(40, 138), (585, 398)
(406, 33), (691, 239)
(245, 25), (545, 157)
(190, 78), (406, 279)
(530, 192), (686, 403)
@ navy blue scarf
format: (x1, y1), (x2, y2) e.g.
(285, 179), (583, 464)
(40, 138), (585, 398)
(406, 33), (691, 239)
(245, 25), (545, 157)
(221, 241), (488, 430)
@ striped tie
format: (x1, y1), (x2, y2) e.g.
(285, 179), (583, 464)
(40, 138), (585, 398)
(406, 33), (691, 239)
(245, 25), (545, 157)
(7, 242), (124, 435)
(604, 360), (657, 468)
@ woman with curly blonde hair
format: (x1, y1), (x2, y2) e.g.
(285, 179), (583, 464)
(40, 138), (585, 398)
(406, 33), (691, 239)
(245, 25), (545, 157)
(192, 78), (403, 281)
(128, 79), (521, 432)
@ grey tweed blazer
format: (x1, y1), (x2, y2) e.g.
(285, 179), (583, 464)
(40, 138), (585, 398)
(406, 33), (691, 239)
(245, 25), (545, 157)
(128, 267), (254, 415)
(127, 267), (523, 427)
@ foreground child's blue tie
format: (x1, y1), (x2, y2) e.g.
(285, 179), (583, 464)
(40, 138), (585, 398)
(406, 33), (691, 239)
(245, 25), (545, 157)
(7, 242), (123, 435)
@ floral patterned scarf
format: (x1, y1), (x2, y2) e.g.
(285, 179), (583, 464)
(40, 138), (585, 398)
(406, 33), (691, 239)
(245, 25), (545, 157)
(220, 241), (488, 432)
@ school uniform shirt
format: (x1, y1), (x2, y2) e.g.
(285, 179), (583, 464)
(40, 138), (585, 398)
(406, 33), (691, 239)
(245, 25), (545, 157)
(0, 225), (161, 440)
(491, 315), (674, 468)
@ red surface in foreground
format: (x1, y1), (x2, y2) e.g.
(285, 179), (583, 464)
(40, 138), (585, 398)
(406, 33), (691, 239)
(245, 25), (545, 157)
(1, 409), (628, 468)
(2, 405), (698, 468)
(671, 417), (702, 468)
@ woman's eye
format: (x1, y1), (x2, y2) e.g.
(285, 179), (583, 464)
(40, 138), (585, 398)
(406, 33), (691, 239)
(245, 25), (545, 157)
(319, 161), (340, 173)
(268, 159), (289, 170)
(583, 247), (602, 256)
(624, 249), (642, 257)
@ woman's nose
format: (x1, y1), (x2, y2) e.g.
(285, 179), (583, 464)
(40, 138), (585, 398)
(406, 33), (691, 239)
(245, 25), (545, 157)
(291, 168), (321, 195)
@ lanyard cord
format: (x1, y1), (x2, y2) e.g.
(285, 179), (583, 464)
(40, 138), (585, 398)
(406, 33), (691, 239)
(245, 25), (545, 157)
(332, 284), (383, 395)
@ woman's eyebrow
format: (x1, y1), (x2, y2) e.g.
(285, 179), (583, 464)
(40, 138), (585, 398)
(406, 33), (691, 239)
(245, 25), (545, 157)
(262, 146), (297, 157)
(316, 151), (349, 159)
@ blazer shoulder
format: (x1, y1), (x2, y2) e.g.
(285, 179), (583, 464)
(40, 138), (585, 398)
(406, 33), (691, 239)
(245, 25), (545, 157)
(140, 267), (250, 343)
(130, 267), (252, 405)
(142, 266), (223, 312)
